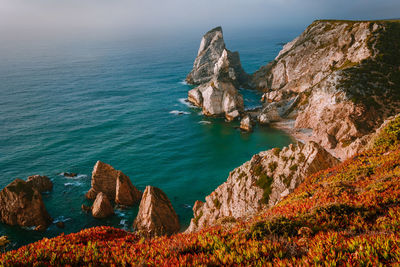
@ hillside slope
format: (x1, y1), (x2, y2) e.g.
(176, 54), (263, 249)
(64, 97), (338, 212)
(2, 116), (400, 265)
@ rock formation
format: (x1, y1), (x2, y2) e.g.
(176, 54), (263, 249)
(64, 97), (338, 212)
(188, 79), (244, 117)
(26, 175), (53, 193)
(86, 161), (142, 206)
(133, 186), (180, 237)
(251, 20), (400, 159)
(0, 179), (52, 230)
(186, 27), (248, 86)
(240, 115), (253, 131)
(0, 236), (9, 247)
(186, 141), (339, 232)
(92, 192), (114, 219)
(187, 27), (248, 118)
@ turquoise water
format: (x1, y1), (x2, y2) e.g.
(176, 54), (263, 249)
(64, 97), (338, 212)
(0, 29), (297, 250)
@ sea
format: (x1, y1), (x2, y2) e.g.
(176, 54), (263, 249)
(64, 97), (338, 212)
(0, 27), (300, 250)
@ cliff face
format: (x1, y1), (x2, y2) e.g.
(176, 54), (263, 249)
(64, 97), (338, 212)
(252, 20), (400, 159)
(186, 141), (339, 232)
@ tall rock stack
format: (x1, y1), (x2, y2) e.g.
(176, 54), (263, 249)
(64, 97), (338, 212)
(186, 27), (249, 120)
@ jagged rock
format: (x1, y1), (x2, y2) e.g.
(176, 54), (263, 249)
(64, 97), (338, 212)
(251, 20), (400, 159)
(62, 172), (77, 178)
(0, 236), (9, 247)
(92, 192), (114, 219)
(26, 175), (53, 193)
(225, 110), (240, 122)
(86, 161), (142, 205)
(115, 172), (142, 206)
(240, 115), (253, 132)
(188, 79), (244, 117)
(186, 27), (248, 86)
(186, 141), (339, 232)
(0, 179), (52, 230)
(133, 186), (180, 237)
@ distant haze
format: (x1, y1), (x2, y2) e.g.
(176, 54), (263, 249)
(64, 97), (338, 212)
(1, 0), (400, 41)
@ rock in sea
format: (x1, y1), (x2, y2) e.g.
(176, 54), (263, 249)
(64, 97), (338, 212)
(0, 179), (52, 231)
(92, 192), (114, 219)
(133, 186), (180, 237)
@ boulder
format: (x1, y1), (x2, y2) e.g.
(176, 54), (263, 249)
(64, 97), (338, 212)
(86, 161), (142, 205)
(26, 175), (53, 192)
(186, 27), (248, 86)
(186, 141), (339, 232)
(240, 115), (253, 132)
(0, 236), (9, 247)
(225, 110), (240, 122)
(92, 192), (114, 219)
(0, 179), (52, 230)
(188, 79), (244, 117)
(115, 172), (142, 206)
(133, 186), (180, 237)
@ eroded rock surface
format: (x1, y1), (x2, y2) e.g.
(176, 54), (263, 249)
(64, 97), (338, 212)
(26, 175), (53, 193)
(187, 27), (248, 118)
(133, 186), (180, 237)
(251, 20), (400, 159)
(86, 161), (141, 205)
(92, 192), (114, 219)
(186, 141), (339, 232)
(0, 179), (52, 230)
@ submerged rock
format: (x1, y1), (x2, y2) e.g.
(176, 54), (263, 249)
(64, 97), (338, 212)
(86, 161), (141, 205)
(186, 141), (339, 232)
(0, 179), (52, 230)
(92, 192), (114, 219)
(133, 186), (180, 237)
(26, 175), (53, 193)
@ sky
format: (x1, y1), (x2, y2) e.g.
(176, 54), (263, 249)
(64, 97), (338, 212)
(0, 0), (399, 41)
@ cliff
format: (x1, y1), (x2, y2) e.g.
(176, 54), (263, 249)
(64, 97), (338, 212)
(252, 20), (400, 159)
(186, 141), (339, 232)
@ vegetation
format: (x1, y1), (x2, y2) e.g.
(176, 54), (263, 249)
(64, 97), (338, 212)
(2, 115), (400, 266)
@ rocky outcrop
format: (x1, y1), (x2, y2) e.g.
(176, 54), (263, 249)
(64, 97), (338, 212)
(86, 161), (142, 206)
(188, 79), (244, 117)
(26, 175), (53, 193)
(187, 27), (248, 118)
(92, 192), (114, 219)
(0, 179), (52, 230)
(186, 27), (248, 86)
(240, 115), (253, 132)
(133, 186), (180, 237)
(186, 141), (339, 232)
(0, 236), (9, 247)
(251, 20), (400, 159)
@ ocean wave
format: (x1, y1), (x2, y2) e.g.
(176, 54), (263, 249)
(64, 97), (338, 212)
(179, 98), (195, 108)
(115, 210), (126, 217)
(64, 182), (83, 187)
(54, 216), (72, 224)
(198, 121), (211, 125)
(179, 80), (188, 85)
(170, 110), (190, 115)
(59, 173), (87, 179)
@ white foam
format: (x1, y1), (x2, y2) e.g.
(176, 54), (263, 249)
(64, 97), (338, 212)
(179, 98), (195, 108)
(115, 210), (126, 217)
(64, 182), (82, 187)
(60, 173), (87, 179)
(179, 80), (188, 85)
(198, 121), (211, 125)
(54, 216), (72, 223)
(170, 110), (190, 115)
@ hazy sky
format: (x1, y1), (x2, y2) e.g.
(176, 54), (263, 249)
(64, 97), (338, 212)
(1, 0), (399, 40)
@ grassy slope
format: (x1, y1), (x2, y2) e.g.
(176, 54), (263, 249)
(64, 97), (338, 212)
(2, 117), (400, 266)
